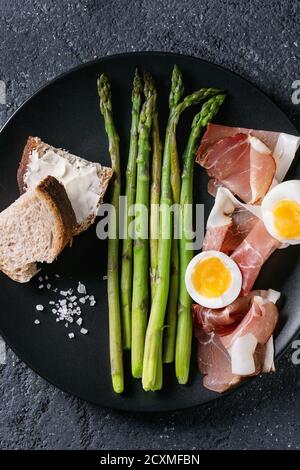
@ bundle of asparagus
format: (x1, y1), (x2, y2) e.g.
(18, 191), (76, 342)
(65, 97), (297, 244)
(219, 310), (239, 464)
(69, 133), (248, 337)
(98, 66), (225, 393)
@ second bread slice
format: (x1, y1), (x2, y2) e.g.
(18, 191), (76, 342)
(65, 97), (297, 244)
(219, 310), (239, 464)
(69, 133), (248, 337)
(0, 176), (76, 283)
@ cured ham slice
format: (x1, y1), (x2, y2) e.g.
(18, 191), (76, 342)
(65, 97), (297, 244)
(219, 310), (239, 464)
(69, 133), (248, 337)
(197, 123), (300, 183)
(202, 187), (256, 252)
(203, 207), (258, 253)
(207, 178), (223, 197)
(194, 327), (240, 393)
(202, 187), (279, 292)
(222, 207), (258, 253)
(231, 220), (280, 293)
(194, 290), (280, 392)
(193, 292), (257, 336)
(202, 187), (235, 251)
(199, 133), (276, 203)
(197, 124), (300, 203)
(221, 294), (279, 375)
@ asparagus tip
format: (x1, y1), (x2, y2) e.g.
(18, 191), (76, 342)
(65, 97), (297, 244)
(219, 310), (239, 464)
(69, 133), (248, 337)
(143, 70), (155, 100)
(97, 73), (112, 113)
(132, 68), (143, 101)
(169, 64), (184, 110)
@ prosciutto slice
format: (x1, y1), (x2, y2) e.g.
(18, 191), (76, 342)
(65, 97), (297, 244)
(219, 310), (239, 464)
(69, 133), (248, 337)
(231, 220), (280, 293)
(199, 133), (276, 203)
(197, 124), (300, 203)
(193, 292), (258, 336)
(194, 327), (240, 393)
(203, 187), (279, 292)
(203, 207), (258, 254)
(194, 290), (279, 392)
(197, 123), (300, 184)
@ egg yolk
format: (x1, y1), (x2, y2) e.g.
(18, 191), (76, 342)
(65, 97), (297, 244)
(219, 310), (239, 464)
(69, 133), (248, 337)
(191, 257), (232, 298)
(273, 199), (300, 239)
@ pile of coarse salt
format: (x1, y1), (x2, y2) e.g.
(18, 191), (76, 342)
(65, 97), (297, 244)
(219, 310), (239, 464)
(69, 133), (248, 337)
(34, 276), (97, 339)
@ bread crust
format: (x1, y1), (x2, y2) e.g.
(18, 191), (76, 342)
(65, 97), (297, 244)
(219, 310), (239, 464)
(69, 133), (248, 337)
(17, 136), (38, 193)
(36, 176), (76, 256)
(18, 137), (113, 235)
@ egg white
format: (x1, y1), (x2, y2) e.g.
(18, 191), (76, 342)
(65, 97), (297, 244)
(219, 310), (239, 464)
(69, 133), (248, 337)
(185, 250), (242, 309)
(261, 180), (300, 245)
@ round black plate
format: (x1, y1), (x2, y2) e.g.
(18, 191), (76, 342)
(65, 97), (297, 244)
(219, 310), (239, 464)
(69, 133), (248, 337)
(0, 52), (299, 412)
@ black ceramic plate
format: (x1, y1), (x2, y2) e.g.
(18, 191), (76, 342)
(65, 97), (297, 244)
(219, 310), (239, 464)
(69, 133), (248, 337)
(0, 52), (299, 412)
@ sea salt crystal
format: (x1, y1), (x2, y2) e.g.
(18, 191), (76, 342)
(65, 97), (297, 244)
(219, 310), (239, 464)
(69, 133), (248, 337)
(37, 278), (96, 339)
(38, 276), (43, 282)
(77, 282), (86, 295)
(102, 275), (108, 280)
(55, 274), (60, 278)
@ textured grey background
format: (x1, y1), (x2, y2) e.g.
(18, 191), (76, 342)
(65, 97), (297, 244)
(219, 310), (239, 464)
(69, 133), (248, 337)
(0, 0), (300, 451)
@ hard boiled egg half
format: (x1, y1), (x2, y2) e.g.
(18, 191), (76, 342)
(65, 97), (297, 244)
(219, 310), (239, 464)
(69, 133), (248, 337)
(185, 251), (242, 309)
(261, 180), (300, 245)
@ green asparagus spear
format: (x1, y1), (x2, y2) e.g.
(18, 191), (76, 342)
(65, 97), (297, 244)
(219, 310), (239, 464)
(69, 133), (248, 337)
(142, 83), (222, 391)
(97, 74), (124, 394)
(152, 66), (184, 388)
(120, 70), (143, 350)
(163, 221), (179, 363)
(131, 73), (155, 378)
(149, 96), (162, 301)
(150, 66), (183, 302)
(176, 94), (226, 384)
(163, 67), (184, 364)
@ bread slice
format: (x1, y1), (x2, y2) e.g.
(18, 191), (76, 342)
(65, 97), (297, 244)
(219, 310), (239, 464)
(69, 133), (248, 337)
(18, 137), (113, 235)
(0, 176), (76, 283)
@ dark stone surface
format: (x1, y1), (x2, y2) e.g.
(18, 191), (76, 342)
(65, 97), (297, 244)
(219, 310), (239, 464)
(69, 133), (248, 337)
(0, 0), (300, 450)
